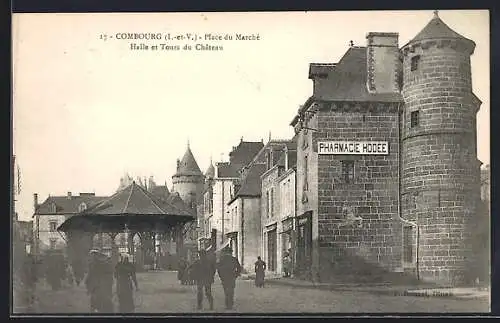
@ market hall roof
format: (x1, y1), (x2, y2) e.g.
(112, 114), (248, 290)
(57, 181), (194, 232)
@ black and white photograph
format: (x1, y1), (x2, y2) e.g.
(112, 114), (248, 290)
(11, 10), (490, 315)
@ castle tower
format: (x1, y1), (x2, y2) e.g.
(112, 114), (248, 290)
(205, 157), (215, 180)
(171, 142), (205, 208)
(401, 11), (482, 285)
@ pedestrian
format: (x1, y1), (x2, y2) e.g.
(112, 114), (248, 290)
(178, 257), (188, 285)
(114, 254), (139, 313)
(85, 249), (115, 313)
(191, 250), (216, 310)
(254, 256), (267, 287)
(283, 253), (291, 278)
(45, 251), (63, 291)
(216, 246), (241, 310)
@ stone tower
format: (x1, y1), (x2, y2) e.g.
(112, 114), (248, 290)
(400, 12), (482, 285)
(171, 142), (205, 208)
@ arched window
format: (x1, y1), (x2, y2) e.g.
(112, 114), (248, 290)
(78, 202), (87, 212)
(50, 202), (57, 213)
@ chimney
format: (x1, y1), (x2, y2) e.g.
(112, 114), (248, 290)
(285, 147), (289, 170)
(33, 193), (38, 211)
(67, 192), (72, 199)
(366, 32), (401, 94)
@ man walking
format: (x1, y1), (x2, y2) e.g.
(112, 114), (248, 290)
(254, 256), (266, 287)
(191, 250), (216, 310)
(216, 247), (241, 310)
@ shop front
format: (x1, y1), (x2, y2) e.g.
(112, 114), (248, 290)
(280, 217), (295, 276)
(265, 223), (278, 273)
(295, 211), (312, 280)
(226, 231), (238, 259)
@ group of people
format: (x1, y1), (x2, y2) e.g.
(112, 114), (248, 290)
(84, 249), (139, 313)
(188, 246), (242, 310)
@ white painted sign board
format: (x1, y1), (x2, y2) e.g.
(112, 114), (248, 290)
(317, 141), (389, 155)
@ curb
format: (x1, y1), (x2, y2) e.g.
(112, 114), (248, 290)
(260, 279), (489, 300)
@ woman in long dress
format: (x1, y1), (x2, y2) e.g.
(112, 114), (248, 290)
(114, 255), (139, 313)
(254, 256), (266, 287)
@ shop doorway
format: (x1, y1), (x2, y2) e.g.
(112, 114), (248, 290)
(267, 229), (277, 272)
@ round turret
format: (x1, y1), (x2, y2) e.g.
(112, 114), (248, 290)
(400, 12), (482, 285)
(171, 143), (205, 207)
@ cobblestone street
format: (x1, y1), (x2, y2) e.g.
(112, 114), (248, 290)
(30, 271), (489, 314)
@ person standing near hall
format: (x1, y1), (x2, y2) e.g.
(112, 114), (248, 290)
(216, 247), (241, 310)
(190, 250), (216, 310)
(85, 249), (114, 313)
(177, 257), (188, 285)
(254, 256), (266, 287)
(114, 254), (139, 313)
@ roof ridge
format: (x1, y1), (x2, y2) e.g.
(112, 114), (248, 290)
(123, 182), (134, 213)
(137, 183), (166, 214)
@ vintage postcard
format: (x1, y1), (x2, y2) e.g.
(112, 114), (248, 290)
(11, 10), (490, 315)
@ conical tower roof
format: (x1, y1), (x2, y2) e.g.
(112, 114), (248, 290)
(174, 144), (203, 177)
(205, 158), (215, 178)
(409, 11), (473, 44)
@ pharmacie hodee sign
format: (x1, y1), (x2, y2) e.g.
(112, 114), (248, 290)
(317, 141), (389, 155)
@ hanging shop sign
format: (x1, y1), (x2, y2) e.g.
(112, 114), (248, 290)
(318, 141), (389, 155)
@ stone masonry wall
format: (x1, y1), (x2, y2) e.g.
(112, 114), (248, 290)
(313, 102), (403, 281)
(401, 42), (481, 285)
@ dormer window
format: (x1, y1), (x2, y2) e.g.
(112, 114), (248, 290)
(50, 202), (57, 213)
(78, 202), (87, 212)
(411, 55), (420, 71)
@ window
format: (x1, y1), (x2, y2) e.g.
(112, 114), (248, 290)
(303, 155), (309, 191)
(78, 202), (87, 212)
(49, 238), (57, 249)
(302, 130), (309, 149)
(341, 160), (355, 184)
(50, 202), (57, 213)
(266, 191), (270, 217)
(49, 220), (57, 232)
(403, 226), (414, 263)
(411, 55), (420, 71)
(410, 110), (420, 128)
(270, 188), (275, 218)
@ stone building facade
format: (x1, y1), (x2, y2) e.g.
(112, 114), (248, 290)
(261, 140), (297, 275)
(290, 12), (483, 285)
(200, 140), (264, 251)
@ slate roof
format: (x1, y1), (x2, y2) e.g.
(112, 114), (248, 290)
(409, 13), (472, 44)
(205, 162), (215, 178)
(166, 192), (196, 216)
(216, 162), (240, 178)
(174, 146), (203, 177)
(150, 185), (170, 200)
(229, 163), (267, 204)
(76, 182), (193, 217)
(228, 141), (265, 168)
(311, 47), (403, 103)
(35, 193), (107, 215)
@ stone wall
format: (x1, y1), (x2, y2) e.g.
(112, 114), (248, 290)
(312, 102), (402, 281)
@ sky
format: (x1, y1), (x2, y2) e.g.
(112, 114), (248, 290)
(12, 10), (490, 221)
